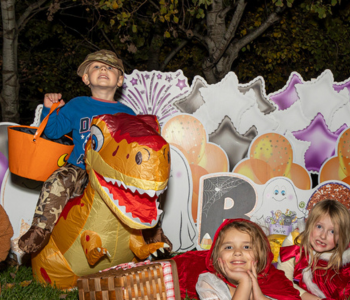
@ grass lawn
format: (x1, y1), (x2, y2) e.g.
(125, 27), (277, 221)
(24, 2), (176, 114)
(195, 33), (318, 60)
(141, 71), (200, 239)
(0, 264), (78, 300)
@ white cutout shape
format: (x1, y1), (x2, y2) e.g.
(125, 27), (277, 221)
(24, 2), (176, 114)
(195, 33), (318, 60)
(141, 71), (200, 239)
(194, 72), (255, 134)
(297, 70), (348, 127)
(238, 102), (278, 135)
(160, 145), (197, 252)
(271, 101), (311, 134)
(285, 131), (311, 169)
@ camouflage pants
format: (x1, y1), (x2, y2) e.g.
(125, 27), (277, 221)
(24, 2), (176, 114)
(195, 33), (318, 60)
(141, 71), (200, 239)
(32, 163), (88, 233)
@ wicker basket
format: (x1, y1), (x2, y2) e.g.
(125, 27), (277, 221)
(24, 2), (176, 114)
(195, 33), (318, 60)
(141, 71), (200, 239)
(77, 260), (180, 300)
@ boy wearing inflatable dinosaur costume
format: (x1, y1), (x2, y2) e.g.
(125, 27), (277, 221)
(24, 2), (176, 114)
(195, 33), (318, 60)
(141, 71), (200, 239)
(31, 112), (171, 289)
(19, 50), (135, 253)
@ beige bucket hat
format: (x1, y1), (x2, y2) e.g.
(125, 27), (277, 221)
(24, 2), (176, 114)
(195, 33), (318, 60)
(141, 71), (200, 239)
(77, 49), (124, 77)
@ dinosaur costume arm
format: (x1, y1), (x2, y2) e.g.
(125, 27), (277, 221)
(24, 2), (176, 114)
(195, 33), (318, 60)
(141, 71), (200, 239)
(81, 230), (110, 265)
(129, 230), (169, 260)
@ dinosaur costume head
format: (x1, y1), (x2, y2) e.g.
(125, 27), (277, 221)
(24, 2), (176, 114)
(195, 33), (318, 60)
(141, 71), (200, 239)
(85, 113), (170, 229)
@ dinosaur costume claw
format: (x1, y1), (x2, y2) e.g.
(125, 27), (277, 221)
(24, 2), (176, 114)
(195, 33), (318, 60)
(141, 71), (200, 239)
(80, 230), (110, 266)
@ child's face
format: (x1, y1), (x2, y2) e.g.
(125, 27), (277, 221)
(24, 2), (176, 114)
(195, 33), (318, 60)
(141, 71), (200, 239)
(218, 228), (255, 273)
(83, 62), (123, 90)
(310, 214), (339, 253)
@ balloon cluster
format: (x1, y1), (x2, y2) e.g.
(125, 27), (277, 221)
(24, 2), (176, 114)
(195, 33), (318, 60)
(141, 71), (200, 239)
(320, 128), (350, 185)
(233, 133), (311, 189)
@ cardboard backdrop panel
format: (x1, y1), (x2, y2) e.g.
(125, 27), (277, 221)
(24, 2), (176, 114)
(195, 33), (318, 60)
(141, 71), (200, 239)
(4, 68), (350, 260)
(196, 174), (349, 250)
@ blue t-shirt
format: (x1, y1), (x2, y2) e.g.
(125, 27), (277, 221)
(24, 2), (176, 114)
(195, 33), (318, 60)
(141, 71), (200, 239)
(41, 96), (136, 170)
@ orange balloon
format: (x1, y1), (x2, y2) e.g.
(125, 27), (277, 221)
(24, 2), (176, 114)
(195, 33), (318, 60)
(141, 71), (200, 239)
(233, 159), (273, 185)
(162, 115), (207, 165)
(190, 164), (209, 223)
(338, 128), (350, 177)
(198, 143), (229, 173)
(250, 133), (293, 177)
(289, 163), (311, 190)
(319, 157), (347, 183)
(342, 176), (350, 186)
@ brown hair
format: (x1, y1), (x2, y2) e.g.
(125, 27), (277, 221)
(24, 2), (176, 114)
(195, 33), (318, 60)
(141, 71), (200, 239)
(211, 221), (270, 276)
(296, 199), (350, 272)
(83, 63), (92, 75)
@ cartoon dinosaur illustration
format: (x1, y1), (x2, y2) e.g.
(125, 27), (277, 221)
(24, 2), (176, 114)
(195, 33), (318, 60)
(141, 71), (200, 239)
(31, 113), (171, 290)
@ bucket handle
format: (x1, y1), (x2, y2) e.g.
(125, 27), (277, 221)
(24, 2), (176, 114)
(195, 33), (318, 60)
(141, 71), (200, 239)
(33, 102), (61, 141)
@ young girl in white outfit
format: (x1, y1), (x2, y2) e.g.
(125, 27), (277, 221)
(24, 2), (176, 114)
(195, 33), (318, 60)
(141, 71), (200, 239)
(196, 218), (301, 300)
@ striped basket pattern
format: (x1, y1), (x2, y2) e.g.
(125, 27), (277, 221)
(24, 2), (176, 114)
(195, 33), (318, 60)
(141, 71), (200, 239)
(77, 260), (180, 300)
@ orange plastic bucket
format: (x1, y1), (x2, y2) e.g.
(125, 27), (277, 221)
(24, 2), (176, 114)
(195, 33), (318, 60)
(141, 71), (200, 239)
(8, 103), (74, 181)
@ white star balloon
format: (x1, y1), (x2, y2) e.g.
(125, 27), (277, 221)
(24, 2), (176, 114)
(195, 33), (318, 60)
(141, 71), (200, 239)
(285, 131), (311, 169)
(194, 72), (255, 134)
(328, 87), (350, 132)
(271, 101), (311, 134)
(238, 103), (278, 135)
(296, 70), (348, 127)
(174, 75), (208, 114)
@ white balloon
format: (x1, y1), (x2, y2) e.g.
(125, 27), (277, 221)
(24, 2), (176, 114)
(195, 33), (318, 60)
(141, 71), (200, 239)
(297, 70), (348, 126)
(194, 72), (255, 134)
(238, 103), (278, 135)
(271, 101), (311, 134)
(285, 131), (311, 169)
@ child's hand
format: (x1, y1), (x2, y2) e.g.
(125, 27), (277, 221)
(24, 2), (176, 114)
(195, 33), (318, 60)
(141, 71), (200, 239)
(218, 258), (251, 285)
(44, 93), (65, 108)
(247, 262), (267, 300)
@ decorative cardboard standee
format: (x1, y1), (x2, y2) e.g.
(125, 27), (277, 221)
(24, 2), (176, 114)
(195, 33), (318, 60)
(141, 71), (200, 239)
(195, 173), (349, 250)
(3, 68), (350, 267)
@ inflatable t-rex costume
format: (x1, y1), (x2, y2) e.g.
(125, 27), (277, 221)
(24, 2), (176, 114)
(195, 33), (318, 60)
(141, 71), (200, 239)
(31, 113), (171, 289)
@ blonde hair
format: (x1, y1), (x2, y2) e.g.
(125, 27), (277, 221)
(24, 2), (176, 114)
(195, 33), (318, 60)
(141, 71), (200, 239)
(296, 199), (350, 273)
(211, 221), (269, 276)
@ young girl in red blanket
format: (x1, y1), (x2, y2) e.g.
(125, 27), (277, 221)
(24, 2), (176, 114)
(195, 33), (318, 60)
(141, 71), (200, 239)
(278, 199), (350, 300)
(195, 218), (301, 300)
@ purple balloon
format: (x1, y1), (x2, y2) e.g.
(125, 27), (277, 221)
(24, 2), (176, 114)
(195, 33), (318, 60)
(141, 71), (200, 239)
(292, 113), (346, 173)
(333, 80), (350, 95)
(0, 151), (8, 188)
(269, 73), (303, 110)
